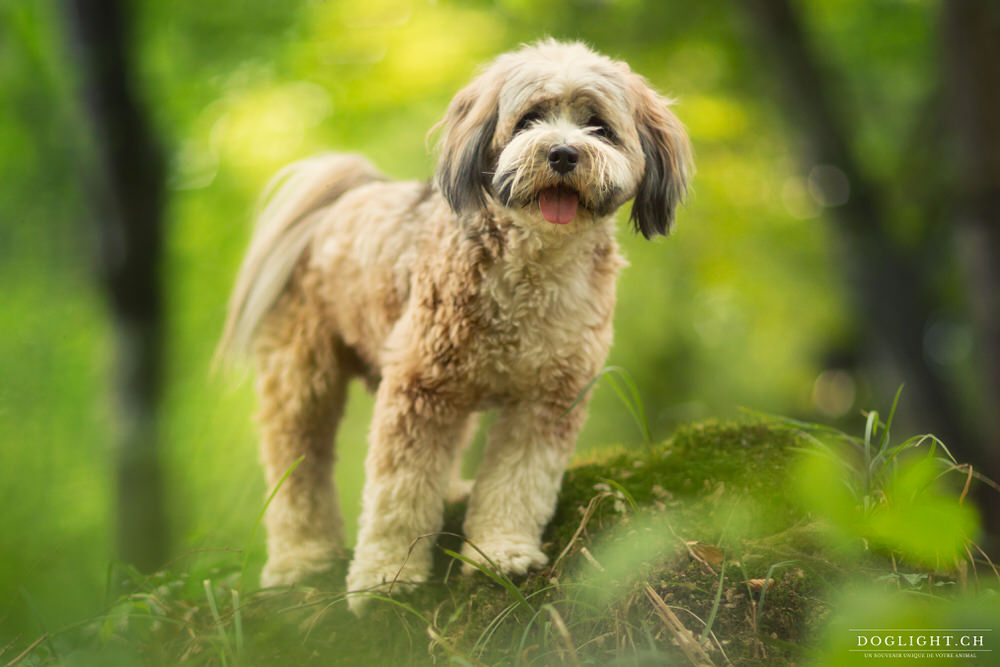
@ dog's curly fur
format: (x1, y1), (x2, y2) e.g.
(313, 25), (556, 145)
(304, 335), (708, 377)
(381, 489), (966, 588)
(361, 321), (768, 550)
(218, 39), (692, 612)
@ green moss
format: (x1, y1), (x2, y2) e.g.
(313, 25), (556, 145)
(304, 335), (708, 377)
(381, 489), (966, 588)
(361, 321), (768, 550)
(549, 421), (802, 551)
(28, 421), (988, 666)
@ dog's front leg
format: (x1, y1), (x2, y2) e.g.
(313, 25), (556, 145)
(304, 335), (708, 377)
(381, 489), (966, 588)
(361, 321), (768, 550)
(346, 373), (471, 612)
(461, 399), (587, 576)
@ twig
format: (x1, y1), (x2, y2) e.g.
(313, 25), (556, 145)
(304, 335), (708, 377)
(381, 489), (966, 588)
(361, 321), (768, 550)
(0, 636), (17, 661)
(644, 585), (714, 667)
(579, 547), (606, 572)
(664, 521), (717, 576)
(969, 540), (1000, 583)
(545, 605), (581, 667)
(957, 464), (974, 504)
(550, 491), (614, 572)
(671, 605), (734, 667)
(5, 633), (48, 667)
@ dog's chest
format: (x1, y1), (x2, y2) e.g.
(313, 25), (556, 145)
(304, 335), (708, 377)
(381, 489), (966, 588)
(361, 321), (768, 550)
(471, 251), (616, 397)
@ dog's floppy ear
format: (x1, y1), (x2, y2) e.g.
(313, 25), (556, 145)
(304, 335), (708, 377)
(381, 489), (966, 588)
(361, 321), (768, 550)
(433, 70), (500, 215)
(628, 75), (693, 239)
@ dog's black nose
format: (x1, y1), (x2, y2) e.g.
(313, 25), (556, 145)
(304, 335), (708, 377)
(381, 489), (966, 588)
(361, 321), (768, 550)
(548, 145), (579, 175)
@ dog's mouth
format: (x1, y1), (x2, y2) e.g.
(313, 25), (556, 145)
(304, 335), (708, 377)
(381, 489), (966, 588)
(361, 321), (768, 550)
(538, 186), (579, 225)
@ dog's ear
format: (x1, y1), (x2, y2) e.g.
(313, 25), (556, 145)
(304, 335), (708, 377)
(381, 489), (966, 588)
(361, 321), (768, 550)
(628, 75), (693, 239)
(433, 71), (500, 215)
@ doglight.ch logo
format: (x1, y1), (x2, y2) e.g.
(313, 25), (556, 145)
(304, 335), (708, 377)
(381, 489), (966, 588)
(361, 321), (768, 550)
(850, 628), (992, 660)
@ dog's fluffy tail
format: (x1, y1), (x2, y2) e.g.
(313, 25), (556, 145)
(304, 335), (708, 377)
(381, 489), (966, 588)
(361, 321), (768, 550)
(215, 153), (385, 366)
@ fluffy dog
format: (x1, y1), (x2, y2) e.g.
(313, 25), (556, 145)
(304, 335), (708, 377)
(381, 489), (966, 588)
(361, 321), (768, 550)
(218, 39), (691, 611)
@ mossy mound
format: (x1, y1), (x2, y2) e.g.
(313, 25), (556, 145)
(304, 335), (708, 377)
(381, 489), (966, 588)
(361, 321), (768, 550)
(431, 421), (838, 665)
(40, 421), (972, 666)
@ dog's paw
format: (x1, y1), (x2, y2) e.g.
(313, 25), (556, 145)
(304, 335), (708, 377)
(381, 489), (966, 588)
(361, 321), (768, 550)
(345, 561), (427, 615)
(460, 539), (548, 577)
(260, 543), (339, 588)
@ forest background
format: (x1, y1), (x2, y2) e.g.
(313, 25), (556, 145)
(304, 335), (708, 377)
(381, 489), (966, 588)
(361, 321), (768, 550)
(2, 0), (998, 648)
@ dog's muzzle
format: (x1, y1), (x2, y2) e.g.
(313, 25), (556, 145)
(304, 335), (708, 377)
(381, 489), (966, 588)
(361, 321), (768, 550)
(547, 145), (579, 175)
(539, 145), (581, 224)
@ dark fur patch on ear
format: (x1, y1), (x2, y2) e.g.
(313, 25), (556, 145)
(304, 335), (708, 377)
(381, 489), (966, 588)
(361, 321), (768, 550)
(438, 110), (497, 213)
(628, 76), (692, 240)
(630, 129), (673, 239)
(433, 71), (501, 218)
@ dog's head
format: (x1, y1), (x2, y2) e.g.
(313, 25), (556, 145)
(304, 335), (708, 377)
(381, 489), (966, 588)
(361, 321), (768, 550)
(434, 39), (692, 239)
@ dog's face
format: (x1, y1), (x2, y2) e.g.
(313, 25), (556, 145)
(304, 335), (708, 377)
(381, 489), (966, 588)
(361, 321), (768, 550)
(435, 40), (692, 239)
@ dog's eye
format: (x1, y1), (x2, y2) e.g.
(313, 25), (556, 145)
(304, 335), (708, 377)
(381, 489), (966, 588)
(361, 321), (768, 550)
(587, 116), (615, 141)
(513, 111), (541, 134)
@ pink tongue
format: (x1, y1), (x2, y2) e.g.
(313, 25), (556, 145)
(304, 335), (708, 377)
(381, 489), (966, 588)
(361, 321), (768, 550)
(539, 188), (579, 224)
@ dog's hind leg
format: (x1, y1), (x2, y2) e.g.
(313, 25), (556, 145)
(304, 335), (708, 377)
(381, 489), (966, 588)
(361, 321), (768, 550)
(254, 288), (349, 588)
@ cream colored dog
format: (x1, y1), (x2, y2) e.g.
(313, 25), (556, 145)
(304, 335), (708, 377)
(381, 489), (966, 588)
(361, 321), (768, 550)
(218, 39), (691, 612)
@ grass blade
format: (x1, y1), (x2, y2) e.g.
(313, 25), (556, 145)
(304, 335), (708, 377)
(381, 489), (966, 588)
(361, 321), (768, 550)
(231, 589), (244, 655)
(562, 366), (652, 443)
(472, 600), (519, 656)
(880, 385), (904, 452)
(442, 548), (535, 614)
(358, 594), (431, 624)
(700, 560), (727, 643)
(603, 367), (652, 443)
(203, 579), (231, 667)
(242, 455), (305, 583)
(597, 477), (638, 511)
(514, 604), (550, 666)
(756, 561), (797, 634)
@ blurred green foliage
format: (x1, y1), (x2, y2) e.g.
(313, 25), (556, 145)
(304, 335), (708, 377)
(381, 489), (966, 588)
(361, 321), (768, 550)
(0, 0), (950, 648)
(792, 429), (980, 566)
(22, 420), (988, 665)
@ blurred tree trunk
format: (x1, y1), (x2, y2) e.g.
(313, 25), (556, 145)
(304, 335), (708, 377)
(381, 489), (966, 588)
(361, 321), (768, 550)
(943, 0), (1000, 472)
(65, 0), (168, 571)
(942, 0), (1000, 537)
(739, 0), (972, 446)
(740, 0), (1000, 542)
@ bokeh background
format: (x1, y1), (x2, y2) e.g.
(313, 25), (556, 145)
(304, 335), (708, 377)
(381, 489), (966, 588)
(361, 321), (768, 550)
(2, 0), (997, 646)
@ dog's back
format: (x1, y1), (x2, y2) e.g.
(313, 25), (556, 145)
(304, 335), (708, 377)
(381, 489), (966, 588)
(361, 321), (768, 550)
(216, 154), (386, 362)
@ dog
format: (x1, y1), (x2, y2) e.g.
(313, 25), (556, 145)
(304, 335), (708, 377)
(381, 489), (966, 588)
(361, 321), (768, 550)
(217, 39), (691, 612)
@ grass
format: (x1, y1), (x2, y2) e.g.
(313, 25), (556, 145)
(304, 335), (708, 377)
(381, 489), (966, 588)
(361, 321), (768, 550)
(4, 408), (997, 666)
